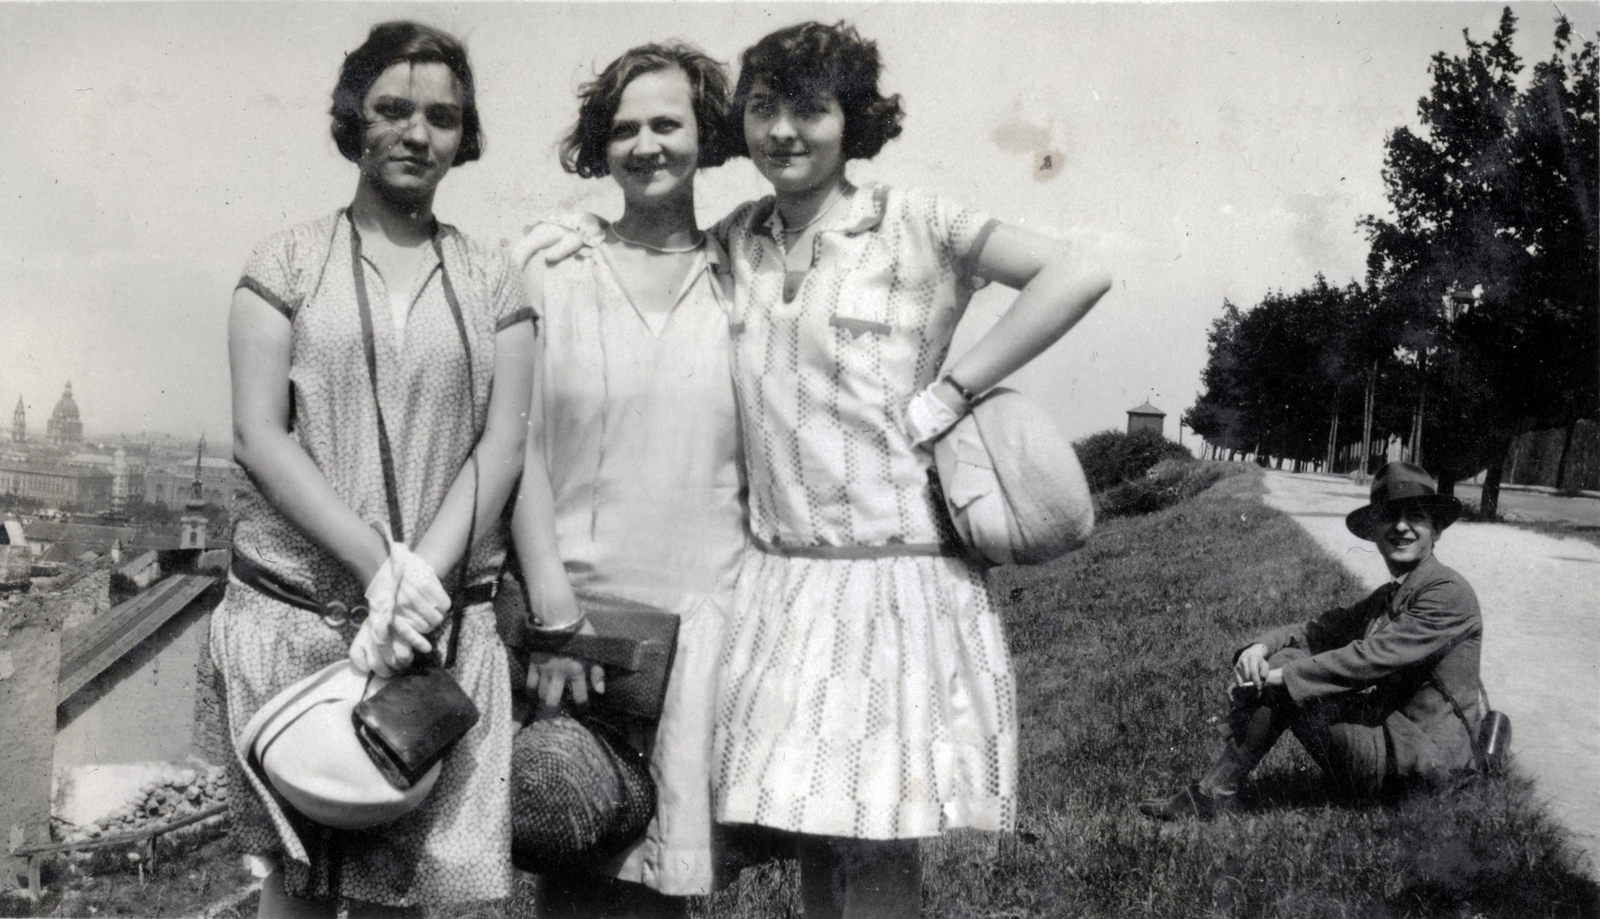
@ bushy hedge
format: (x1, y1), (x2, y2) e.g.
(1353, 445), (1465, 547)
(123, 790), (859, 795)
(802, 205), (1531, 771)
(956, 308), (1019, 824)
(1072, 428), (1193, 493)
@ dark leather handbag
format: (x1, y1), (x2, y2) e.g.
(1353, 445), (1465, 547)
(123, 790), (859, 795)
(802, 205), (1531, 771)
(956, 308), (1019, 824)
(526, 592), (680, 721)
(353, 660), (481, 789)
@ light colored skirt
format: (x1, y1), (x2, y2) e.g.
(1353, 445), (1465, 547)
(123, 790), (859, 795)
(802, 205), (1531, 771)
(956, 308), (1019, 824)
(210, 579), (512, 908)
(712, 552), (1016, 839)
(602, 590), (725, 895)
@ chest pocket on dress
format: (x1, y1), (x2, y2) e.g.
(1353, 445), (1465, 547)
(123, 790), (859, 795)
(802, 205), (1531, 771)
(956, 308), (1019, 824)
(828, 248), (896, 341)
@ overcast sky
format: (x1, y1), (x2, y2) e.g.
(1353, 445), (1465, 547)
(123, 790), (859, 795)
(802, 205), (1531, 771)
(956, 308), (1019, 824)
(1, 1), (1592, 448)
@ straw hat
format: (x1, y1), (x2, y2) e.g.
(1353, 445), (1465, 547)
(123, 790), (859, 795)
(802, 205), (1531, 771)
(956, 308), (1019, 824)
(1345, 462), (1463, 541)
(239, 660), (440, 830)
(510, 713), (655, 873)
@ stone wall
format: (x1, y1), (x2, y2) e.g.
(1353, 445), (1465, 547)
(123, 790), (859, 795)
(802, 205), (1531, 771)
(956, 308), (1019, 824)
(57, 567), (109, 630)
(0, 621), (62, 890)
(191, 610), (229, 765)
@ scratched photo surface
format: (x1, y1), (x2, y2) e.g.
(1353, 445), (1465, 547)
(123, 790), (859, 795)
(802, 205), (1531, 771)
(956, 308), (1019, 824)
(3, 0), (1597, 911)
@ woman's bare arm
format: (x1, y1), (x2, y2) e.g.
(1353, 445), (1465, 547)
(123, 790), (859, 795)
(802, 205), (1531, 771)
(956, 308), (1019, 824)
(412, 320), (536, 581)
(229, 287), (389, 583)
(937, 224), (1112, 405)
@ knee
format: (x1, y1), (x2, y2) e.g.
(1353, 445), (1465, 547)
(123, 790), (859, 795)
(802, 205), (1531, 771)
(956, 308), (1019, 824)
(1267, 648), (1309, 668)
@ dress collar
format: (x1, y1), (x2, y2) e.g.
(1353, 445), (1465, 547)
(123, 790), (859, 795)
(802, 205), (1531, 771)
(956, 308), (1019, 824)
(751, 183), (891, 242)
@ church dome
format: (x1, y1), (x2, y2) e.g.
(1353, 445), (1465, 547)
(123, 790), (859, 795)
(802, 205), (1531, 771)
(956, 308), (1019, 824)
(52, 382), (80, 423)
(47, 382), (84, 447)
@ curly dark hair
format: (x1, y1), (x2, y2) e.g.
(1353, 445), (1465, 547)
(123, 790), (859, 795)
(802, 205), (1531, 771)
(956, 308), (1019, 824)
(731, 21), (904, 161)
(329, 21), (483, 167)
(560, 42), (737, 179)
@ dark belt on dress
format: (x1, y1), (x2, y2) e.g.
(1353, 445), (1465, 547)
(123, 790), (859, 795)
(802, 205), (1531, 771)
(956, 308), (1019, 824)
(230, 554), (495, 627)
(750, 534), (964, 560)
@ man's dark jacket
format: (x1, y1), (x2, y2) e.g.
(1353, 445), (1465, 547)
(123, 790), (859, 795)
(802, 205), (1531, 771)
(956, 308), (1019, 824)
(1251, 553), (1483, 780)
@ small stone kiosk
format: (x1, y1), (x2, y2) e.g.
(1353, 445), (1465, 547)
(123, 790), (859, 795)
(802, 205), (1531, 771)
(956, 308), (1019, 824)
(1127, 401), (1166, 437)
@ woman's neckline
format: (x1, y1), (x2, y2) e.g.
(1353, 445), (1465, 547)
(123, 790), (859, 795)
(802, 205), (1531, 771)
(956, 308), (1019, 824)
(775, 181), (855, 237)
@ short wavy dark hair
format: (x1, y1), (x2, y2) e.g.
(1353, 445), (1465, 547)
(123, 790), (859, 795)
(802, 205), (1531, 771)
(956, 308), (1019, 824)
(560, 42), (736, 179)
(731, 21), (904, 161)
(330, 21), (483, 166)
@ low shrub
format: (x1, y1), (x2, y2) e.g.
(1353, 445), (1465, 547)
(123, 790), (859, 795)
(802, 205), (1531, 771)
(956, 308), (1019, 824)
(1096, 459), (1244, 519)
(1074, 429), (1193, 493)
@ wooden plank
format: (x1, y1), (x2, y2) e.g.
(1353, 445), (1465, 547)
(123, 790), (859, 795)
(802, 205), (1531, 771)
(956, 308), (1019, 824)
(12, 803), (226, 858)
(56, 574), (215, 705)
(58, 574), (189, 663)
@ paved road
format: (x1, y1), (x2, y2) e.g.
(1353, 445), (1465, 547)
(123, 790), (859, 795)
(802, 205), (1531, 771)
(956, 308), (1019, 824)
(1260, 470), (1600, 875)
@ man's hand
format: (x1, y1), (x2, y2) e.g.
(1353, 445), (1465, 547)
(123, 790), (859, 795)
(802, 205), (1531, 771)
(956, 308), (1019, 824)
(1234, 643), (1272, 689)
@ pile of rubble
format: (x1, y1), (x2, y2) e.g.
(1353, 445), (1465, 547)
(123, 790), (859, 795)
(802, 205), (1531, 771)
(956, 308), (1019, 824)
(56, 766), (229, 844)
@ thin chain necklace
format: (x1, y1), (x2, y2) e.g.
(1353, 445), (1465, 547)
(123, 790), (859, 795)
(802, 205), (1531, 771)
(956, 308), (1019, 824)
(610, 225), (704, 254)
(782, 186), (849, 238)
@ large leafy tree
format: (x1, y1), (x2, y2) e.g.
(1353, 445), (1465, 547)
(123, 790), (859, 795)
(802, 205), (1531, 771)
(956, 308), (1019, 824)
(1363, 9), (1598, 514)
(1186, 278), (1403, 470)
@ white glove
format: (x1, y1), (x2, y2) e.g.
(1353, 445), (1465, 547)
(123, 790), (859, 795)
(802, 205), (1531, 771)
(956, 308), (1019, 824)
(363, 536), (448, 655)
(905, 385), (966, 447)
(349, 615), (413, 677)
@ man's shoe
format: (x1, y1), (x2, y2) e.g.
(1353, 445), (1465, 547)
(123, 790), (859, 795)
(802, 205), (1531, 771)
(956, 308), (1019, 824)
(1137, 784), (1235, 821)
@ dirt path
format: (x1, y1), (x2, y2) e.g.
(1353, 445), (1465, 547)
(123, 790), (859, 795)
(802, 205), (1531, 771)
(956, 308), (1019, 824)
(1260, 469), (1600, 875)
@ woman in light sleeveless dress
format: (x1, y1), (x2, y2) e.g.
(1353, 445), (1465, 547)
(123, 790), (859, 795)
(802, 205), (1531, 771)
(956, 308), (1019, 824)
(508, 42), (746, 919)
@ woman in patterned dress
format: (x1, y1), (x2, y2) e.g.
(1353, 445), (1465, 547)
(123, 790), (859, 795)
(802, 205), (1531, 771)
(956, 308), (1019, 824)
(709, 22), (1111, 917)
(213, 22), (534, 918)
(508, 43), (746, 918)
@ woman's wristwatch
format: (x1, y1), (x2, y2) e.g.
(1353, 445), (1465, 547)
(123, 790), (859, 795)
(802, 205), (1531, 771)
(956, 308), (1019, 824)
(940, 372), (979, 407)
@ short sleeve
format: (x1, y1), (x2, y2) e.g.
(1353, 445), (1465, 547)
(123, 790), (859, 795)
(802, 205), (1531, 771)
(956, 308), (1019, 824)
(486, 246), (538, 335)
(912, 188), (1000, 287)
(233, 213), (343, 321)
(236, 230), (300, 320)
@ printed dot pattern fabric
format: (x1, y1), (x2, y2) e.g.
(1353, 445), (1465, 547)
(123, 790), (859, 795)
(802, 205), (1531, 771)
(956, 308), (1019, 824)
(212, 588), (512, 908)
(711, 185), (1017, 839)
(214, 210), (528, 906)
(231, 210), (532, 605)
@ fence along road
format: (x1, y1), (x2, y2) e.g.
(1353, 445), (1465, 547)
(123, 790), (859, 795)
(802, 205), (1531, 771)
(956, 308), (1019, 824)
(1260, 469), (1600, 878)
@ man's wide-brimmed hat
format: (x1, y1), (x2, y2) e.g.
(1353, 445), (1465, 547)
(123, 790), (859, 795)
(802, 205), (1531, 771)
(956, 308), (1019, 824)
(1345, 461), (1462, 540)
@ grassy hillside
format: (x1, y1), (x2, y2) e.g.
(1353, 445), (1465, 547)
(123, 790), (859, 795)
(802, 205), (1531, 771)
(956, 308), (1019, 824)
(698, 467), (1597, 918)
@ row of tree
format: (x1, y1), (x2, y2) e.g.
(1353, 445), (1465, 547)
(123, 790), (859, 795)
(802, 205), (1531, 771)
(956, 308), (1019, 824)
(1185, 9), (1596, 516)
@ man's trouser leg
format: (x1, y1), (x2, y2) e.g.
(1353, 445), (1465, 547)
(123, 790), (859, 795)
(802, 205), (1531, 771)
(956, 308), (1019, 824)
(1285, 695), (1391, 799)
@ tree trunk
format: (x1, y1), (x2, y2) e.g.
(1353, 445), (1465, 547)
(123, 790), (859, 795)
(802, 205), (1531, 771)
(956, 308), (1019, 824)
(1410, 350), (1428, 467)
(1555, 419), (1579, 490)
(1479, 434), (1515, 520)
(1325, 396), (1341, 473)
(1360, 360), (1377, 478)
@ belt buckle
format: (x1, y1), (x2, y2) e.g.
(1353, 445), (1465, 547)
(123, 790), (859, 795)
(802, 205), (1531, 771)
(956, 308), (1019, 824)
(320, 601), (350, 628)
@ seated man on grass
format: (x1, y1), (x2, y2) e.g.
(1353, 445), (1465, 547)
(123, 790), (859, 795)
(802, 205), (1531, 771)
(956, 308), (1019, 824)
(1140, 462), (1485, 819)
